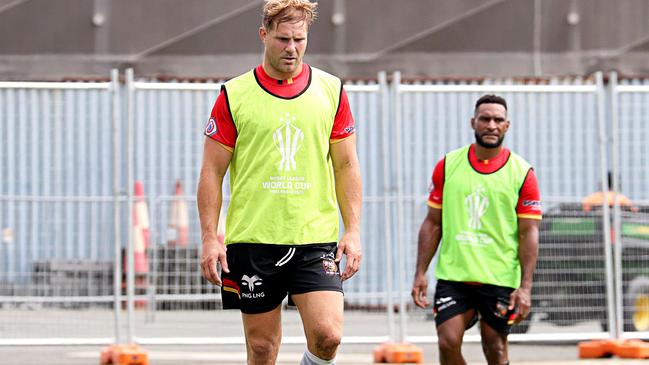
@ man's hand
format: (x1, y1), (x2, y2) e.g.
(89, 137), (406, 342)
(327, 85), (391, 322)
(335, 231), (361, 281)
(200, 235), (229, 286)
(509, 286), (532, 323)
(411, 273), (429, 309)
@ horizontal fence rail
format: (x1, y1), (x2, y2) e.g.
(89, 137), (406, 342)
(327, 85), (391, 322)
(397, 84), (598, 93)
(0, 82), (112, 89)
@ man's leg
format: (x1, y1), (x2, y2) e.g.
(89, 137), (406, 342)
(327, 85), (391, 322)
(291, 291), (343, 364)
(475, 284), (514, 365)
(436, 310), (476, 365)
(480, 320), (509, 365)
(241, 305), (282, 365)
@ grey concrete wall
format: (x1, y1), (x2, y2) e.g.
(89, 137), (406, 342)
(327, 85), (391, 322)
(0, 0), (648, 79)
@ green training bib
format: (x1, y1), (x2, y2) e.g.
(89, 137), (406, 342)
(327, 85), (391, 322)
(436, 145), (531, 288)
(222, 67), (341, 245)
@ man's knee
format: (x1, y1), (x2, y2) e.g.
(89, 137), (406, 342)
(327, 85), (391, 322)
(482, 339), (505, 356)
(311, 330), (341, 358)
(436, 314), (468, 355)
(481, 331), (507, 364)
(247, 337), (280, 361)
(438, 333), (462, 354)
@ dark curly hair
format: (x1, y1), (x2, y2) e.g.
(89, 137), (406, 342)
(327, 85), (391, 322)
(475, 94), (507, 114)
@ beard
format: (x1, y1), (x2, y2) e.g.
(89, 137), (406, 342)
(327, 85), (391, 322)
(475, 132), (505, 148)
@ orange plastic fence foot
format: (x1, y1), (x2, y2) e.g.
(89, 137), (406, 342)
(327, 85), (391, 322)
(615, 339), (649, 359)
(578, 339), (616, 358)
(100, 346), (113, 364)
(373, 344), (387, 363)
(373, 342), (424, 363)
(100, 344), (148, 365)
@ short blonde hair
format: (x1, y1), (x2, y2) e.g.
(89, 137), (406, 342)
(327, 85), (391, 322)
(262, 0), (318, 30)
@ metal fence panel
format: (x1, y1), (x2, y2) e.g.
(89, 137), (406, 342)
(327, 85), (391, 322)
(532, 199), (608, 332)
(0, 83), (116, 278)
(340, 81), (391, 307)
(128, 80), (225, 332)
(618, 206), (649, 335)
(4, 71), (649, 345)
(0, 79), (120, 344)
(393, 74), (610, 340)
(0, 198), (118, 342)
(615, 79), (649, 201)
(612, 76), (649, 336)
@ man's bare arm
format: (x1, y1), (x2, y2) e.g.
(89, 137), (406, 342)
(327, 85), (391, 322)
(412, 207), (442, 308)
(197, 138), (232, 286)
(330, 135), (362, 281)
(509, 217), (540, 321)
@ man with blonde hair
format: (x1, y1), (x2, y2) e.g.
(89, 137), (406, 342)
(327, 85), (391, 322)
(198, 1), (362, 364)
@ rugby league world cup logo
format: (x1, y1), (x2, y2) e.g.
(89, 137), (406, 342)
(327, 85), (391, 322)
(273, 113), (304, 171)
(466, 184), (489, 229)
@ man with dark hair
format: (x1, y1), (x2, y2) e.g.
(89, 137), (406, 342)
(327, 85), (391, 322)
(411, 94), (542, 365)
(197, 1), (362, 364)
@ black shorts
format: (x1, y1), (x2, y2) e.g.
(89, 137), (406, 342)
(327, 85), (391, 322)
(220, 243), (343, 314)
(433, 280), (517, 335)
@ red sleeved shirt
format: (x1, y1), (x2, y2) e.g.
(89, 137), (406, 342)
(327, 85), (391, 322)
(427, 144), (542, 219)
(204, 64), (355, 150)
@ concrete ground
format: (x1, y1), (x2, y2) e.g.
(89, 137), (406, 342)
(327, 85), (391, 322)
(2, 343), (648, 365)
(1, 306), (647, 364)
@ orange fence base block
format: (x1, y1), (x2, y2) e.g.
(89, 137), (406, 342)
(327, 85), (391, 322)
(373, 344), (386, 363)
(578, 340), (616, 358)
(100, 344), (149, 365)
(615, 339), (649, 359)
(100, 346), (113, 364)
(579, 339), (649, 359)
(373, 342), (424, 363)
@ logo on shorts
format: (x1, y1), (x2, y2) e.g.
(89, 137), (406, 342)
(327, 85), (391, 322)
(495, 301), (509, 318)
(466, 184), (489, 229)
(241, 274), (263, 292)
(435, 296), (457, 311)
(204, 117), (217, 136)
(321, 255), (339, 276)
(273, 113), (304, 172)
(495, 299), (517, 324)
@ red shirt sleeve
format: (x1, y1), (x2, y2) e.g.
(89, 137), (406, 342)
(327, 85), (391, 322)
(427, 158), (445, 209)
(517, 168), (542, 219)
(204, 87), (237, 149)
(330, 88), (355, 141)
